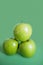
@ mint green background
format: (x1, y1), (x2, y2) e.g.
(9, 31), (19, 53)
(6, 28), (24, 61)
(0, 0), (43, 65)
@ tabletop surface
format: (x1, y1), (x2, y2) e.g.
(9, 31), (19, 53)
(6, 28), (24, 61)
(0, 0), (43, 65)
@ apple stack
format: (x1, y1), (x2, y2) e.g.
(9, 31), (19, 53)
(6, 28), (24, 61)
(3, 23), (36, 58)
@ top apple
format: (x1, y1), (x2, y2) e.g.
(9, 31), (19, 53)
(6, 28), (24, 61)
(14, 23), (32, 41)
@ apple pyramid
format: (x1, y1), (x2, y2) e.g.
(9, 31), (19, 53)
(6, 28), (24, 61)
(3, 23), (36, 58)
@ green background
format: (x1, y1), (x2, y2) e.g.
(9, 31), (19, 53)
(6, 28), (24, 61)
(0, 0), (43, 65)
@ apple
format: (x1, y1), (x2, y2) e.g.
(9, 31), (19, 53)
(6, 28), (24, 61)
(14, 23), (32, 41)
(19, 40), (36, 57)
(3, 39), (18, 55)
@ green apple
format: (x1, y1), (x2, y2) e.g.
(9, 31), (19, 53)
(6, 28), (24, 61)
(19, 40), (36, 57)
(14, 23), (32, 41)
(3, 39), (18, 55)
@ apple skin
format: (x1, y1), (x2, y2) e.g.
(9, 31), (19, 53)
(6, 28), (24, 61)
(3, 39), (18, 55)
(19, 40), (36, 57)
(14, 23), (32, 41)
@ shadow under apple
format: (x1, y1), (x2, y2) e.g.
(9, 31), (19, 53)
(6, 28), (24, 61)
(0, 43), (5, 54)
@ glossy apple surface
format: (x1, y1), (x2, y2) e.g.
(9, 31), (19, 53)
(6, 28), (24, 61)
(14, 23), (32, 41)
(3, 39), (18, 55)
(19, 40), (36, 57)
